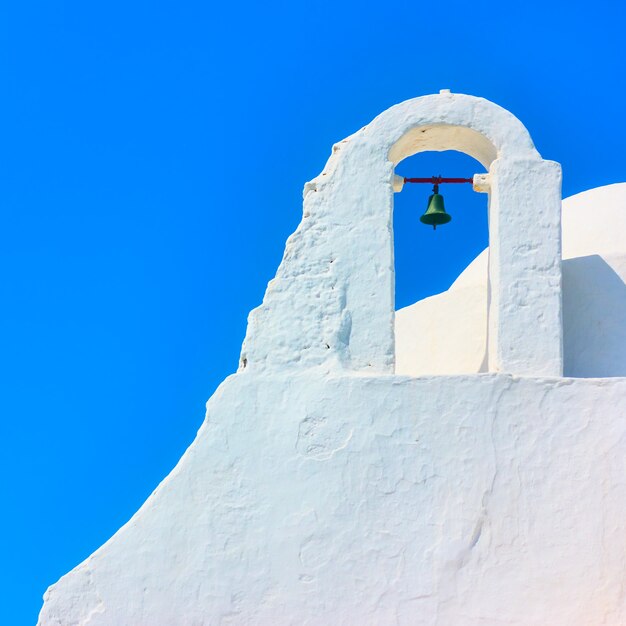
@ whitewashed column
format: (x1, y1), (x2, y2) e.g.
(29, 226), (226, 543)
(487, 157), (563, 376)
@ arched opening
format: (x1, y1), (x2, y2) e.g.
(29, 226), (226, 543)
(393, 150), (488, 309)
(388, 124), (496, 376)
(392, 150), (489, 375)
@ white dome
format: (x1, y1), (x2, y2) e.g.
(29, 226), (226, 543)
(395, 183), (626, 377)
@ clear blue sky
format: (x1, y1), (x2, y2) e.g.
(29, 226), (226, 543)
(1, 0), (625, 622)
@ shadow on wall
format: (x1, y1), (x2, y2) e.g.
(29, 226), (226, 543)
(563, 255), (626, 378)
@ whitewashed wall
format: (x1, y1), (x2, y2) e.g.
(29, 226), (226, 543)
(38, 94), (626, 625)
(39, 374), (626, 625)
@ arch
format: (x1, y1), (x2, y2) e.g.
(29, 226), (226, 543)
(240, 92), (562, 377)
(377, 92), (540, 167)
(389, 125), (499, 167)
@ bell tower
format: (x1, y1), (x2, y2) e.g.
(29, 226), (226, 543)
(241, 90), (563, 376)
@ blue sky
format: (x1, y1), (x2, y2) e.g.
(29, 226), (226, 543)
(1, 0), (625, 622)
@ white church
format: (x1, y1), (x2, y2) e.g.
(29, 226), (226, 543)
(39, 91), (626, 625)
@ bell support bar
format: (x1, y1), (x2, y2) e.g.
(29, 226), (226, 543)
(403, 176), (473, 184)
(392, 173), (489, 193)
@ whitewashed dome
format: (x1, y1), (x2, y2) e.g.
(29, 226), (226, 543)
(396, 182), (626, 378)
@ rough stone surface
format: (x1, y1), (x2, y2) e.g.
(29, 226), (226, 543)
(38, 94), (626, 625)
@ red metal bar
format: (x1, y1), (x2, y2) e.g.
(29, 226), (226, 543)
(404, 176), (473, 184)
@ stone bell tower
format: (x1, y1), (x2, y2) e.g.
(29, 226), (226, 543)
(39, 92), (626, 625)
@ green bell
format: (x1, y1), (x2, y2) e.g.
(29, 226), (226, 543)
(420, 185), (452, 230)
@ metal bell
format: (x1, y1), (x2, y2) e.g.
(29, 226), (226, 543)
(420, 185), (452, 230)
